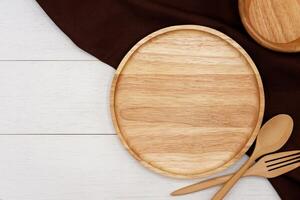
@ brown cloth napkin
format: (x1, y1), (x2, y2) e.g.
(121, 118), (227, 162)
(36, 0), (300, 199)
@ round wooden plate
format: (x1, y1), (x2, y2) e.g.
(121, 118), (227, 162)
(239, 0), (300, 52)
(111, 25), (265, 178)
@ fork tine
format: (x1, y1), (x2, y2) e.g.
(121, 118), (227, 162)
(267, 155), (300, 168)
(264, 150), (300, 165)
(256, 151), (300, 178)
(268, 158), (300, 171)
(265, 150), (300, 163)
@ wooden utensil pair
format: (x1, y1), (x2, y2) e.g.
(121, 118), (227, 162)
(172, 150), (300, 196)
(172, 114), (296, 198)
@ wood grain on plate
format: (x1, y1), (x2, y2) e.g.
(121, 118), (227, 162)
(239, 0), (300, 52)
(111, 25), (265, 178)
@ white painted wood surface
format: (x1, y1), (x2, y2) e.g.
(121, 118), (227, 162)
(0, 0), (280, 199)
(0, 0), (95, 60)
(0, 136), (279, 200)
(0, 61), (114, 134)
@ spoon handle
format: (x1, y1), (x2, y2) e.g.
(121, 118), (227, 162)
(212, 157), (255, 200)
(171, 174), (233, 196)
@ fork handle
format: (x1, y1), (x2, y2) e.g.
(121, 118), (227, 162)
(212, 158), (254, 200)
(171, 174), (233, 196)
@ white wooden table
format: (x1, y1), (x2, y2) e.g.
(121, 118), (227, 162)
(0, 1), (280, 199)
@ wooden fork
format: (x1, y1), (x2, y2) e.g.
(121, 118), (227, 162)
(171, 150), (300, 196)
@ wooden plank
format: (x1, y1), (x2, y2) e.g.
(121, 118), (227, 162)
(0, 0), (97, 60)
(0, 135), (280, 200)
(0, 61), (115, 134)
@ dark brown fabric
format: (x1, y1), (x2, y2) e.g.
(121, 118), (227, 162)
(36, 0), (300, 199)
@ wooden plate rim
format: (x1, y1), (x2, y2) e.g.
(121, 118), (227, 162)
(239, 0), (300, 53)
(110, 25), (265, 178)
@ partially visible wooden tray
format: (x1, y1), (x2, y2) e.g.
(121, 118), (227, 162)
(239, 0), (300, 52)
(111, 25), (265, 178)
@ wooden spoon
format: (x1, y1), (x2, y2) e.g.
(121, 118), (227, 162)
(212, 114), (293, 200)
